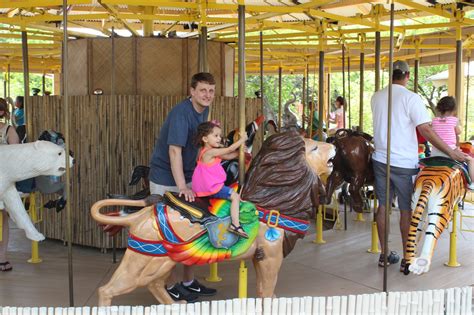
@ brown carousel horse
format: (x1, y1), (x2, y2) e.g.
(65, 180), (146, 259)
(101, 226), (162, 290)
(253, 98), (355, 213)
(91, 130), (336, 305)
(325, 129), (374, 212)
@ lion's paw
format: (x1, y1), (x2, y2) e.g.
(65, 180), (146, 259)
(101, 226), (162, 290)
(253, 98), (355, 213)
(25, 230), (45, 242)
(408, 257), (431, 275)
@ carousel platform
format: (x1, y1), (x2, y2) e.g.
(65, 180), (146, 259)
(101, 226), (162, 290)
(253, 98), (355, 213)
(0, 205), (472, 307)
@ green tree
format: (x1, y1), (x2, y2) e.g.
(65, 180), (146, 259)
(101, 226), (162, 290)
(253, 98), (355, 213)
(0, 72), (53, 100)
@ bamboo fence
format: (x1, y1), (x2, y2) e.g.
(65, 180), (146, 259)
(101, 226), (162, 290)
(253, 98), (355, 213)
(26, 95), (263, 249)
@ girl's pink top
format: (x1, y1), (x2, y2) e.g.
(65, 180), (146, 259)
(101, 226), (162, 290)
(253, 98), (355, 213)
(192, 148), (226, 197)
(330, 107), (344, 129)
(431, 116), (458, 149)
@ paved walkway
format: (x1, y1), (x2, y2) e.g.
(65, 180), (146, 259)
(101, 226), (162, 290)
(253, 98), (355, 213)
(0, 206), (472, 307)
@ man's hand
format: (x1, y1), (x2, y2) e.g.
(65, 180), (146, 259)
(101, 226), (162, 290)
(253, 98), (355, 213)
(179, 187), (195, 202)
(448, 148), (468, 163)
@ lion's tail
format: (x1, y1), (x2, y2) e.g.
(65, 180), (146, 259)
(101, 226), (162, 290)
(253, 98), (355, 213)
(90, 199), (149, 227)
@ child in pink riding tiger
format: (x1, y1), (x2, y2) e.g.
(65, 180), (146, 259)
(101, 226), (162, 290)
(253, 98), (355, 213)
(431, 96), (474, 189)
(192, 121), (249, 238)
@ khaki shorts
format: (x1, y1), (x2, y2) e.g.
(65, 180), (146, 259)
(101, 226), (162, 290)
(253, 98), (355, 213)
(149, 181), (192, 195)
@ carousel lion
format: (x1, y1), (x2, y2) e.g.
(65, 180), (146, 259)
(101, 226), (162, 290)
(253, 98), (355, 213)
(91, 130), (335, 305)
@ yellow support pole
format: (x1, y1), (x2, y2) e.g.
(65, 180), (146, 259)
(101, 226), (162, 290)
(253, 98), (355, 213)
(354, 212), (365, 222)
(313, 205), (326, 244)
(445, 205), (461, 268)
(238, 260), (247, 298)
(367, 195), (380, 253)
(27, 193), (42, 264)
(205, 263), (222, 282)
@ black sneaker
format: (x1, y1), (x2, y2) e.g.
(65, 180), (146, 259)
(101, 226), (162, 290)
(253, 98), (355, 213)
(182, 279), (217, 296)
(166, 284), (198, 302)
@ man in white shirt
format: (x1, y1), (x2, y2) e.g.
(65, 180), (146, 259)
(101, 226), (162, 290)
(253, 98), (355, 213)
(371, 60), (467, 270)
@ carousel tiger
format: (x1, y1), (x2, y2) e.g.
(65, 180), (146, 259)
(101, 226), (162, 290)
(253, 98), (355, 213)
(404, 159), (466, 275)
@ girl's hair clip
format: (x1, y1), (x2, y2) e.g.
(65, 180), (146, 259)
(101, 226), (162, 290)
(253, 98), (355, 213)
(211, 120), (221, 127)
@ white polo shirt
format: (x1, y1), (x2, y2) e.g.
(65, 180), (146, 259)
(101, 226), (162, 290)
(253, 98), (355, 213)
(371, 84), (431, 169)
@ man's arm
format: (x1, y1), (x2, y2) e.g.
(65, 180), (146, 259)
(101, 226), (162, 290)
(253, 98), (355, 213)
(169, 145), (195, 202)
(418, 123), (467, 161)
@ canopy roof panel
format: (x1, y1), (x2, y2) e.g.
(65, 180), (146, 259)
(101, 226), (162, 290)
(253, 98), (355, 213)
(0, 0), (472, 73)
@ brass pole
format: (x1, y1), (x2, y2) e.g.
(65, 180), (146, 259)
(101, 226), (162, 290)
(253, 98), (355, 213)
(237, 4), (247, 299)
(309, 59), (316, 137)
(383, 1), (395, 293)
(306, 63), (310, 131)
(42, 73), (46, 95)
(111, 27), (116, 97)
(21, 31), (30, 139)
(7, 63), (10, 99)
(3, 70), (6, 99)
(465, 56), (470, 141)
(62, 0), (74, 306)
(237, 5), (246, 194)
(359, 49), (364, 131)
(455, 38), (462, 119)
(198, 26), (208, 73)
(302, 69), (306, 130)
(111, 27), (117, 264)
(259, 30), (264, 142)
(348, 55), (351, 129)
(342, 44), (346, 128)
(414, 59), (419, 94)
(327, 71), (331, 121)
(278, 66), (282, 130)
(318, 51), (324, 141)
(375, 32), (381, 92)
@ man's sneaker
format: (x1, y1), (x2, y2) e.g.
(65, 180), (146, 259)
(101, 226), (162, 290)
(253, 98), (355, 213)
(166, 284), (199, 302)
(182, 280), (217, 296)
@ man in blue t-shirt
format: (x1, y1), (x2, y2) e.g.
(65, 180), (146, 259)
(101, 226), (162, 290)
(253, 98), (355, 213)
(149, 72), (217, 302)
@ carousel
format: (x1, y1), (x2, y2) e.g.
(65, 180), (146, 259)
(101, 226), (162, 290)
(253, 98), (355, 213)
(0, 1), (473, 314)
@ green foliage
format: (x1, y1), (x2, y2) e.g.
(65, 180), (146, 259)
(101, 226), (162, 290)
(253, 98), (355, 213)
(0, 72), (53, 99)
(242, 64), (467, 137)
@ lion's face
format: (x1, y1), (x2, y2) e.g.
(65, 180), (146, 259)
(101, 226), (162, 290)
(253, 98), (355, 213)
(304, 138), (336, 181)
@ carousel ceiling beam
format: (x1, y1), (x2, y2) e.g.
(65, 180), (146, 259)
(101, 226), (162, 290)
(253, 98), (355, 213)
(0, 43), (60, 48)
(123, 13), (193, 22)
(396, 0), (474, 25)
(0, 13), (109, 23)
(0, 0), (89, 7)
(321, 0), (379, 9)
(98, 0), (140, 36)
(101, 0), (198, 9)
(0, 32), (57, 41)
(69, 20), (111, 36)
(307, 8), (404, 32)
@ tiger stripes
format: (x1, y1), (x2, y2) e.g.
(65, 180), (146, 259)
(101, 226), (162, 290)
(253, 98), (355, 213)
(404, 166), (465, 274)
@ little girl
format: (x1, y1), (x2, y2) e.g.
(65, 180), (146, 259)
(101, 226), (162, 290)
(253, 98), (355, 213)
(431, 96), (474, 189)
(192, 121), (249, 238)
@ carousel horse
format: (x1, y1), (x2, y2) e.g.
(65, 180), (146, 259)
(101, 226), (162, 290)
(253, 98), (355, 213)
(325, 129), (374, 213)
(403, 156), (468, 275)
(90, 130), (336, 305)
(101, 116), (264, 235)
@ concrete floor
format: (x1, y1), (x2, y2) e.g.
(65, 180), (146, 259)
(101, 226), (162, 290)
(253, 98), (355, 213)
(0, 207), (473, 307)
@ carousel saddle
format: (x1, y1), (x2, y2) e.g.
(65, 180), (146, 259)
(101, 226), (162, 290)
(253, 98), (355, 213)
(163, 191), (217, 224)
(419, 156), (472, 185)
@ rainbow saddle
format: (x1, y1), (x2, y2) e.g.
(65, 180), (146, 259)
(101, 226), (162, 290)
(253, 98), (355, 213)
(419, 156), (472, 185)
(162, 191), (259, 251)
